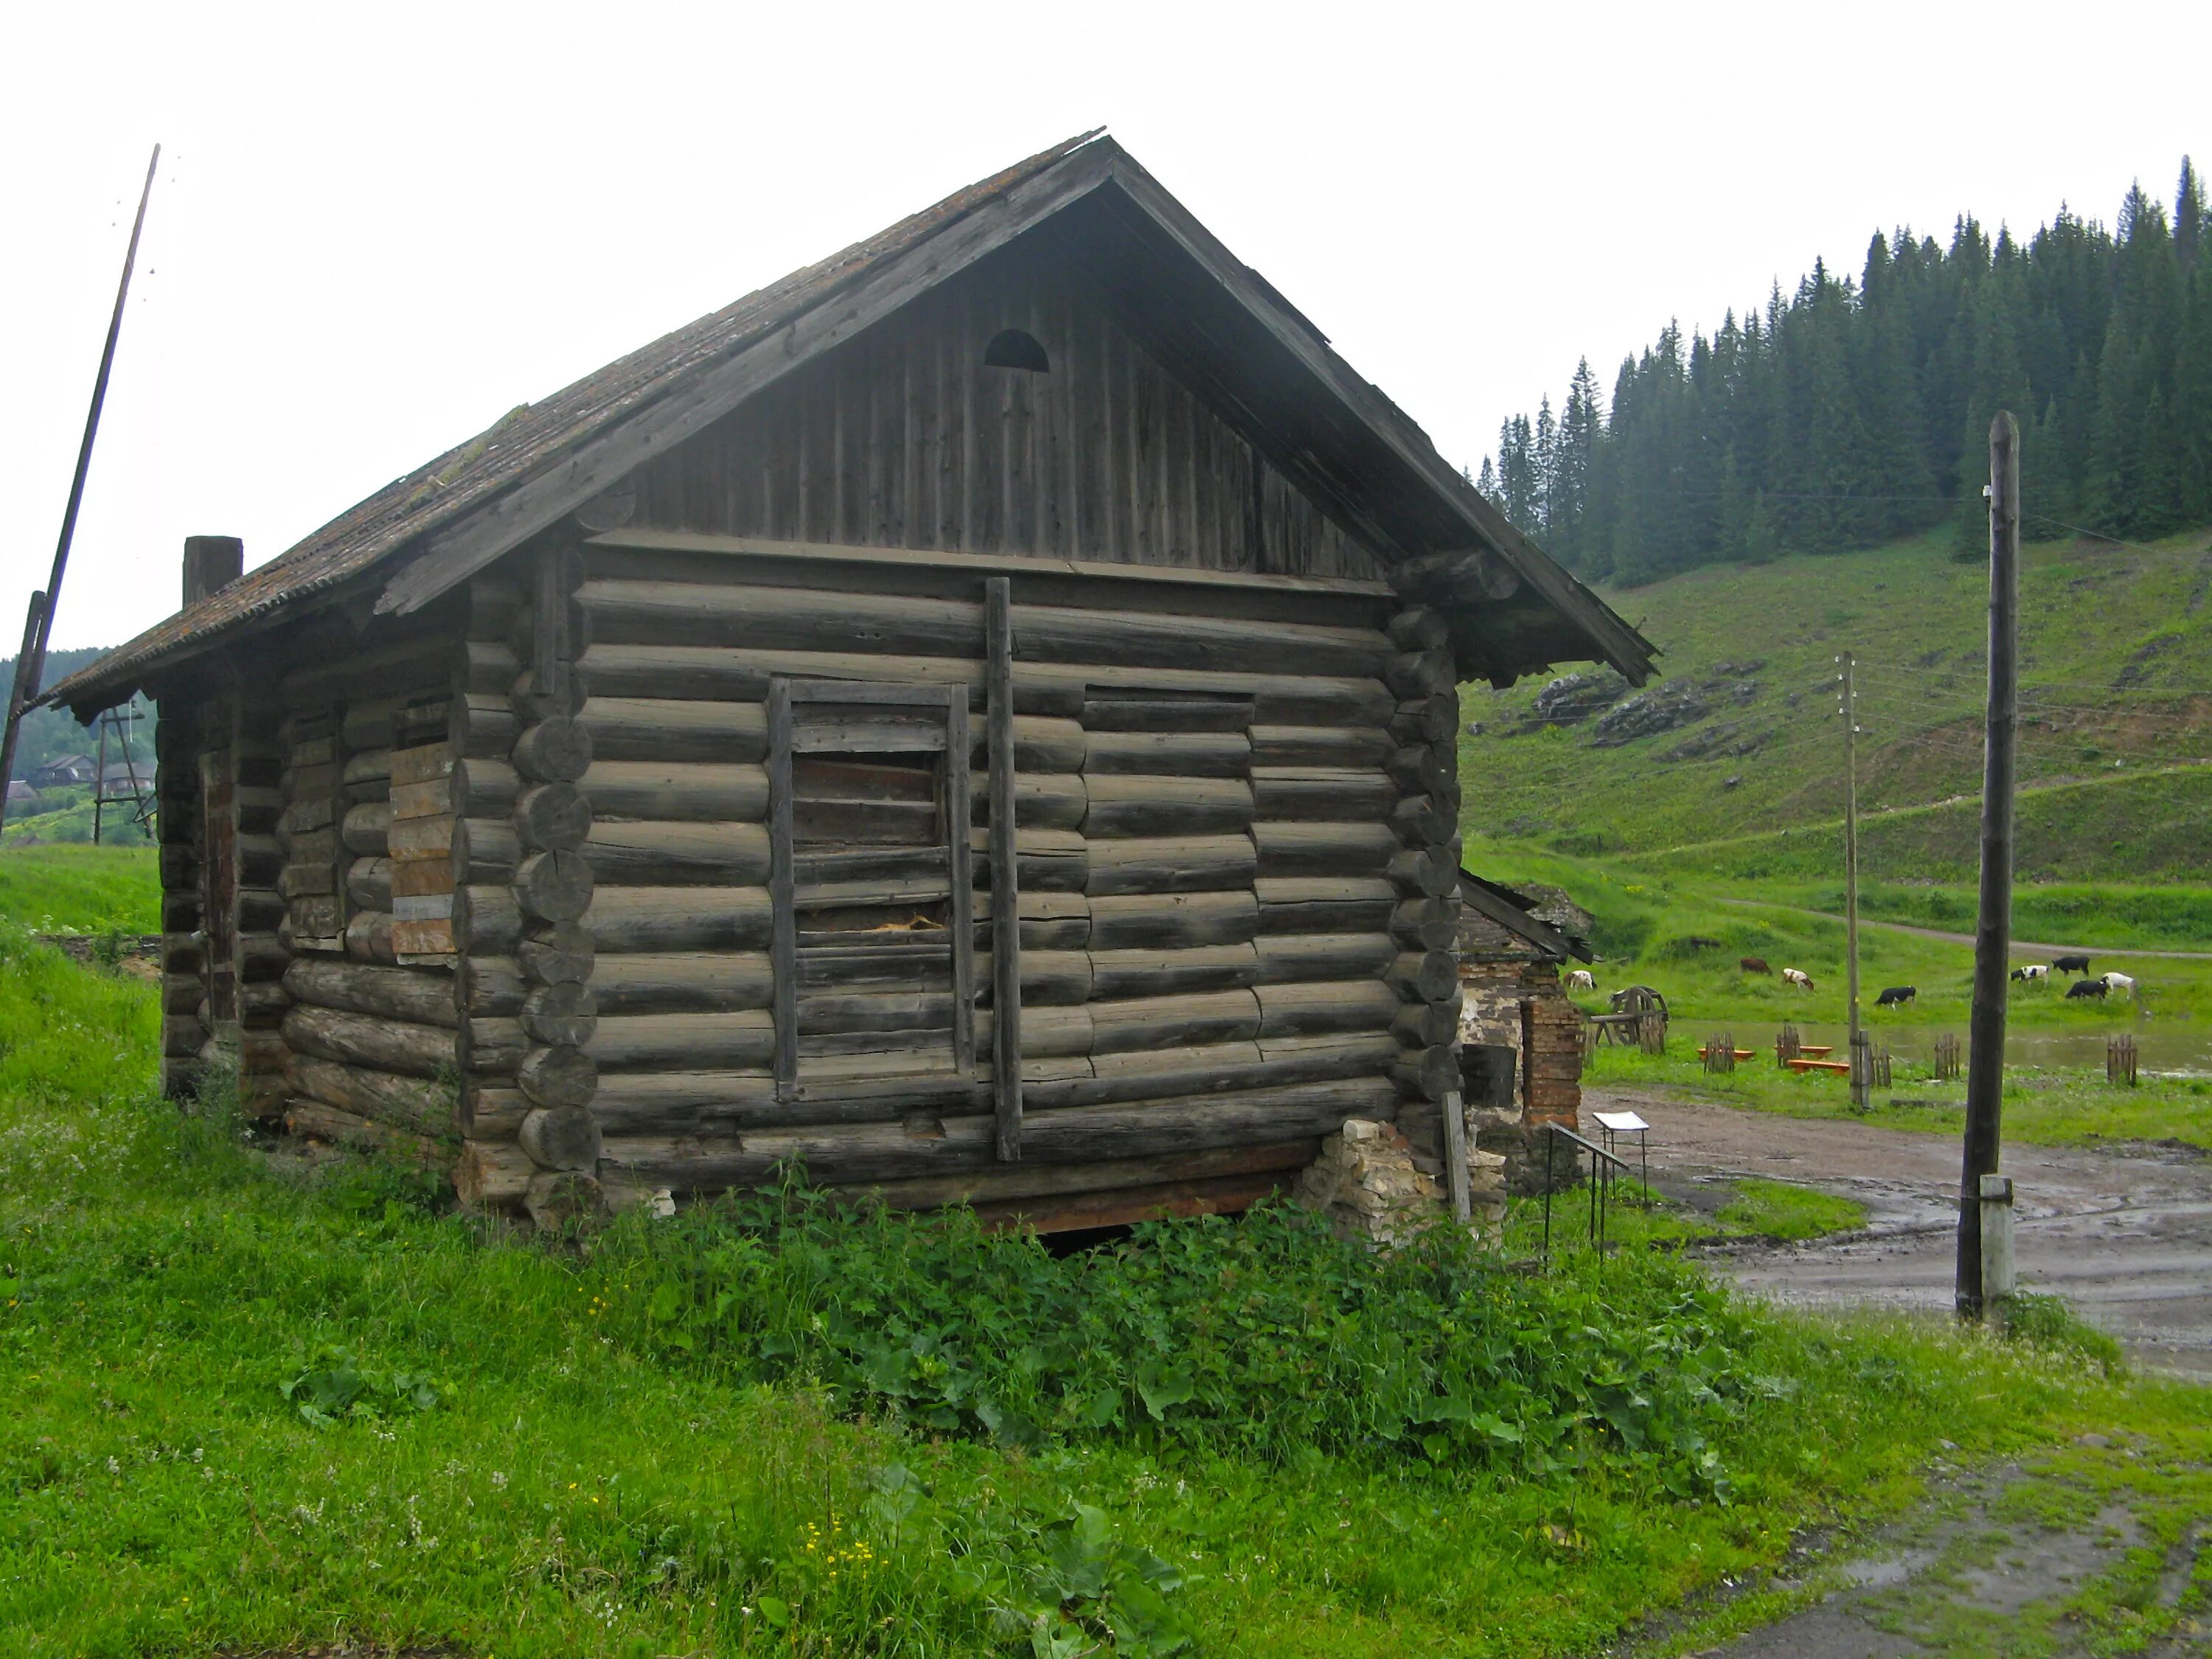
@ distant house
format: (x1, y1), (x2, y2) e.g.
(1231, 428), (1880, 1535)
(29, 754), (96, 788)
(6, 780), (40, 807)
(1454, 872), (1594, 1192)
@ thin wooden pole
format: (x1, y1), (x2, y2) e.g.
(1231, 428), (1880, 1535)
(986, 577), (1022, 1160)
(1840, 650), (1868, 1108)
(1958, 411), (2020, 1319)
(92, 708), (108, 845)
(0, 146), (160, 828)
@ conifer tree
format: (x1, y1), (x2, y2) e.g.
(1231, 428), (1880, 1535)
(1481, 156), (2211, 576)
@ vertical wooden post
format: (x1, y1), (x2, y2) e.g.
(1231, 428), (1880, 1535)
(1440, 1088), (1471, 1224)
(1840, 650), (1868, 1109)
(1958, 411), (2020, 1319)
(92, 707), (109, 844)
(945, 686), (975, 1077)
(0, 591), (45, 829)
(986, 577), (1021, 1160)
(767, 678), (797, 1101)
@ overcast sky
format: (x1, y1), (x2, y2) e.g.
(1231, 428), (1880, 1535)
(4, 0), (2205, 651)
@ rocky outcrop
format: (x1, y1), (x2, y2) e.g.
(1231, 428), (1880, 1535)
(1662, 720), (1772, 762)
(1588, 679), (1712, 748)
(1523, 669), (1630, 730)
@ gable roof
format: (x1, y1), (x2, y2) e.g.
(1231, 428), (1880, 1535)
(49, 133), (1655, 716)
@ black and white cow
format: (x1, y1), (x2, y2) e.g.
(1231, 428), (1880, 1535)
(1875, 985), (1916, 1007)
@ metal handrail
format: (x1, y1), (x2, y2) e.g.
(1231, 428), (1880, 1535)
(1545, 1121), (1630, 1170)
(1539, 1121), (1632, 1266)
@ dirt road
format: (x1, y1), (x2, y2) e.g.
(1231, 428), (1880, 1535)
(1590, 1087), (2212, 1377)
(1713, 898), (2212, 961)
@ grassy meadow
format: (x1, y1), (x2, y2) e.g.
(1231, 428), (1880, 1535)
(1458, 524), (2212, 881)
(0, 849), (2207, 1654)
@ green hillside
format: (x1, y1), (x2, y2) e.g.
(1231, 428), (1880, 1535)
(1459, 522), (2212, 881)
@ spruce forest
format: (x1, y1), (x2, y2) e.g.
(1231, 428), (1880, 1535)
(1482, 159), (2212, 582)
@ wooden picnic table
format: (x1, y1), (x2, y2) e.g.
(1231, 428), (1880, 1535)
(1796, 1045), (1834, 1058)
(1784, 1057), (1851, 1075)
(1700, 1046), (1756, 1062)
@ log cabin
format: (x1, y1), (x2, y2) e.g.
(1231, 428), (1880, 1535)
(46, 133), (1655, 1231)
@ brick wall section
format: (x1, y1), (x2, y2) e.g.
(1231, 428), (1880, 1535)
(1453, 908), (1582, 1133)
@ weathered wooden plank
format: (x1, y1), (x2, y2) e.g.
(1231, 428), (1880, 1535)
(1252, 820), (1400, 880)
(580, 950), (775, 1014)
(1088, 987), (1262, 1055)
(961, 770), (1086, 831)
(1080, 774), (1253, 838)
(1086, 943), (1259, 999)
(580, 695), (768, 762)
(597, 1077), (1397, 1186)
(1251, 768), (1398, 822)
(1253, 978), (1402, 1038)
(1082, 728), (1250, 778)
(1084, 835), (1256, 897)
(586, 886), (772, 952)
(288, 1055), (458, 1137)
(1248, 724), (1395, 768)
(283, 958), (460, 1029)
(1085, 888), (1257, 950)
(578, 577), (984, 656)
(579, 759), (771, 823)
(966, 827), (1087, 894)
(584, 821), (771, 886)
(1253, 932), (1397, 984)
(282, 1004), (454, 1079)
(592, 1011), (778, 1072)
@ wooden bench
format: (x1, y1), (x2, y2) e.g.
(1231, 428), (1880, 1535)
(1784, 1057), (1851, 1075)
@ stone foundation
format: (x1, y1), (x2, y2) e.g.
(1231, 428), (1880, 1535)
(1469, 1107), (1585, 1197)
(1293, 1117), (1506, 1246)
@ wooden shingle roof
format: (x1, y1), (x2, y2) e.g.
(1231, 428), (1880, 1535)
(50, 133), (1654, 715)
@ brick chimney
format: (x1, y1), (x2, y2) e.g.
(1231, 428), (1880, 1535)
(182, 535), (243, 608)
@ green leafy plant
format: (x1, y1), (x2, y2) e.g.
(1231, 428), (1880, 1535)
(277, 1345), (443, 1427)
(611, 1182), (1773, 1499)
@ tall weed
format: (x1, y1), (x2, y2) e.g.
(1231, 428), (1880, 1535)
(602, 1187), (1773, 1499)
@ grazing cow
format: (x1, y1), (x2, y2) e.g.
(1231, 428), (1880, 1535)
(1566, 969), (1596, 991)
(1875, 985), (1917, 1007)
(2066, 978), (2108, 1000)
(1741, 956), (1773, 975)
(2011, 964), (2049, 982)
(2053, 953), (2092, 975)
(2101, 972), (2135, 997)
(1781, 967), (1815, 990)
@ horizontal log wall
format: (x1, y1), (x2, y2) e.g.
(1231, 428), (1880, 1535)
(477, 532), (1458, 1224)
(266, 590), (498, 1158)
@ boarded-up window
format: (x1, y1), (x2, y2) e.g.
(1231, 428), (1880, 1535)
(768, 681), (974, 1097)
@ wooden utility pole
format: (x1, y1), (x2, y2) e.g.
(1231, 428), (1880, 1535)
(1839, 650), (1868, 1108)
(0, 145), (160, 830)
(1958, 411), (2020, 1318)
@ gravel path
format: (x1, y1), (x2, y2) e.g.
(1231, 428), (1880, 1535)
(1588, 1087), (2212, 1377)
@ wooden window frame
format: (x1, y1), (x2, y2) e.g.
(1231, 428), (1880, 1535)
(767, 678), (974, 1101)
